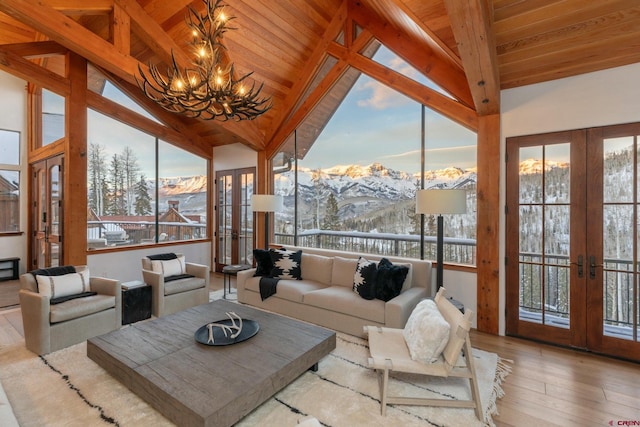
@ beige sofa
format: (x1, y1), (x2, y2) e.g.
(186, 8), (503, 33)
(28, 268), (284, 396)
(19, 265), (121, 355)
(141, 253), (209, 317)
(237, 246), (432, 337)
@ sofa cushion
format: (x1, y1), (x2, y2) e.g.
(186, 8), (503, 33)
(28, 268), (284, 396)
(304, 286), (385, 323)
(331, 257), (358, 288)
(36, 268), (91, 300)
(164, 276), (206, 296)
(49, 294), (116, 324)
(253, 249), (274, 276)
(301, 253), (333, 285)
(375, 258), (410, 301)
(269, 249), (302, 279)
(403, 299), (450, 363)
(353, 257), (377, 300)
(150, 255), (186, 277)
(255, 278), (327, 303)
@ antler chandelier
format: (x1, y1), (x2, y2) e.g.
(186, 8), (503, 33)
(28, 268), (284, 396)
(137, 0), (271, 121)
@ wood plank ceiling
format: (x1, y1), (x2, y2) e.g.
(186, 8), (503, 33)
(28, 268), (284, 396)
(1, 0), (639, 155)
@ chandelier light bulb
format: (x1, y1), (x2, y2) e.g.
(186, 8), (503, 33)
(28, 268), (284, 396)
(137, 0), (272, 121)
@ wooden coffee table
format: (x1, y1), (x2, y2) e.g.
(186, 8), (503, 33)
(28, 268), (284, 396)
(87, 299), (336, 427)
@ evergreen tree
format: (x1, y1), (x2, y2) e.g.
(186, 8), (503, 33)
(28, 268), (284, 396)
(121, 146), (140, 214)
(322, 193), (340, 230)
(88, 143), (108, 215)
(134, 174), (153, 215)
(108, 153), (127, 215)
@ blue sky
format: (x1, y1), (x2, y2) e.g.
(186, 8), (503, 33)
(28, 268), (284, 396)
(299, 46), (477, 174)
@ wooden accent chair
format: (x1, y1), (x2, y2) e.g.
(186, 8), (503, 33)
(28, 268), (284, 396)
(364, 288), (481, 419)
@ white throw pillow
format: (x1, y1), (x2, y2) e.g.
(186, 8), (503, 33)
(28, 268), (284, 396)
(36, 268), (91, 299)
(403, 299), (450, 363)
(150, 255), (186, 277)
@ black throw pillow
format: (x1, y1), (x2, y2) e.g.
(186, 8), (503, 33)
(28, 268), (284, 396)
(353, 257), (377, 300)
(30, 265), (76, 277)
(375, 258), (409, 301)
(269, 248), (302, 280)
(147, 253), (177, 260)
(253, 249), (274, 277)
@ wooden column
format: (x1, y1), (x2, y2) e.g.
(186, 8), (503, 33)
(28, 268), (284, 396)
(476, 113), (500, 334)
(63, 52), (87, 265)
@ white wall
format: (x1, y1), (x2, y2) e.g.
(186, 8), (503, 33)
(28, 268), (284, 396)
(87, 241), (210, 282)
(0, 71), (28, 275)
(499, 62), (640, 334)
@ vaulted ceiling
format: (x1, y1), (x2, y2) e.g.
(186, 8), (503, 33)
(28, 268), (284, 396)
(1, 0), (639, 156)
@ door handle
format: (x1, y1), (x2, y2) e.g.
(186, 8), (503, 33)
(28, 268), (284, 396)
(589, 256), (603, 279)
(571, 255), (583, 278)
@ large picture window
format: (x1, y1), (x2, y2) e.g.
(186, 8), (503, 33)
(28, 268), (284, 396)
(272, 46), (476, 266)
(87, 110), (207, 249)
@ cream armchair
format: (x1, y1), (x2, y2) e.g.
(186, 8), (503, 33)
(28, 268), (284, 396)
(19, 265), (121, 355)
(141, 253), (209, 317)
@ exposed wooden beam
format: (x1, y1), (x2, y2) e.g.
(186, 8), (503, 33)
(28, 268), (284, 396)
(0, 0), (263, 149)
(0, 0), (140, 85)
(386, 0), (463, 69)
(43, 0), (113, 15)
(64, 51), (88, 265)
(87, 90), (211, 160)
(266, 60), (350, 160)
(444, 0), (500, 116)
(110, 3), (130, 55)
(0, 45), (69, 95)
(114, 0), (264, 149)
(476, 113), (500, 334)
(265, 0), (349, 149)
(349, 0), (475, 109)
(113, 0), (191, 67)
(98, 70), (214, 159)
(327, 42), (478, 132)
(0, 40), (68, 58)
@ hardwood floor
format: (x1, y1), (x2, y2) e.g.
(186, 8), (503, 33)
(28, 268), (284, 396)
(1, 274), (638, 427)
(471, 330), (640, 426)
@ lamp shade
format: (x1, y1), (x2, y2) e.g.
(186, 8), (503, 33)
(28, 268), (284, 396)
(416, 189), (467, 215)
(251, 194), (283, 212)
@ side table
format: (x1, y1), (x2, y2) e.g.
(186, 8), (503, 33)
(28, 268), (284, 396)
(221, 264), (251, 299)
(121, 281), (152, 325)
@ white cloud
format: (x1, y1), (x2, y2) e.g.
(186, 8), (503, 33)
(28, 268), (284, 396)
(356, 80), (411, 110)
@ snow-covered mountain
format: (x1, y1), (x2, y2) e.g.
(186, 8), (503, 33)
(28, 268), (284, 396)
(275, 162), (476, 202)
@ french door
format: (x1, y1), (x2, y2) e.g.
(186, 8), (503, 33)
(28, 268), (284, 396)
(506, 124), (640, 361)
(31, 155), (64, 269)
(215, 167), (255, 272)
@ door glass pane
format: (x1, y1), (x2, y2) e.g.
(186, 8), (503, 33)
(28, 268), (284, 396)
(238, 172), (254, 264)
(603, 137), (636, 340)
(519, 146), (542, 204)
(544, 144), (570, 204)
(518, 144), (570, 328)
(218, 175), (232, 265)
(50, 165), (60, 235)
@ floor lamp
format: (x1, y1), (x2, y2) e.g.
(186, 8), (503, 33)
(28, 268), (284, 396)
(416, 189), (467, 293)
(251, 194), (283, 249)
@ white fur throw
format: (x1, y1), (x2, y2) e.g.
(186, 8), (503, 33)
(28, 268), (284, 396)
(403, 299), (450, 363)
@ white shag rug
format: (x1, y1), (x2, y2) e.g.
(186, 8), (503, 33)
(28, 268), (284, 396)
(0, 293), (510, 426)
